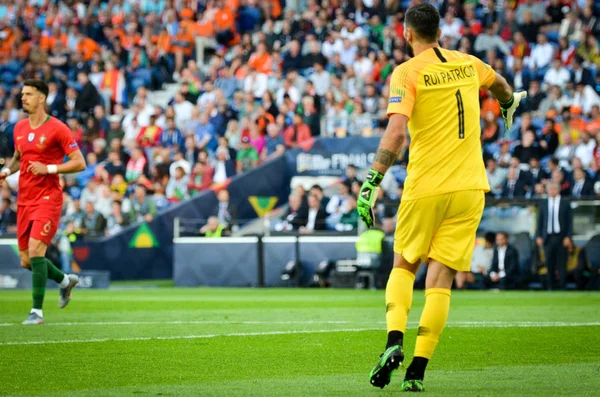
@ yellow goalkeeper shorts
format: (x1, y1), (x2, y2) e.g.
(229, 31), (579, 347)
(394, 189), (485, 272)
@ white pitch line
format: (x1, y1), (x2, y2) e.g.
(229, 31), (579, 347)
(1, 321), (599, 347)
(0, 320), (354, 327)
(0, 328), (382, 346)
(1, 320), (599, 328)
(445, 321), (600, 328)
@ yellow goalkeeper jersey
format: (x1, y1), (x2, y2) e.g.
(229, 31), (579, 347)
(387, 47), (494, 200)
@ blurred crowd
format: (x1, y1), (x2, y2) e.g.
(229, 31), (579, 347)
(0, 0), (600, 243)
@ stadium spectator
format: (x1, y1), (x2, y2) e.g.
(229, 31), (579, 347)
(502, 167), (527, 198)
(335, 195), (359, 231)
(0, 197), (16, 235)
(126, 147), (148, 182)
(519, 11), (540, 44)
(212, 146), (236, 184)
(573, 83), (600, 115)
(188, 161), (214, 196)
(474, 24), (509, 58)
(526, 80), (546, 114)
(537, 182), (573, 290)
(528, 34), (554, 78)
(571, 168), (595, 198)
(284, 114), (312, 148)
(455, 232), (495, 290)
(137, 115), (163, 148)
(539, 118), (559, 156)
(95, 184), (113, 219)
(106, 200), (130, 237)
(486, 158), (506, 197)
(310, 184), (330, 210)
(543, 59), (571, 90)
(490, 232), (520, 290)
(574, 132), (597, 169)
(215, 189), (237, 231)
(131, 185), (157, 223)
(277, 194), (307, 232)
(199, 216), (228, 237)
(481, 111), (501, 144)
(75, 72), (102, 115)
(529, 157), (550, 186)
(166, 166), (189, 203)
(560, 11), (584, 44)
(495, 140), (513, 168)
(236, 136), (260, 173)
(82, 201), (107, 239)
(299, 194), (326, 234)
(513, 130), (542, 165)
(570, 56), (594, 87)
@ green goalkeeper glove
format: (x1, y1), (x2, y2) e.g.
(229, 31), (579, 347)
(357, 169), (384, 229)
(499, 91), (527, 130)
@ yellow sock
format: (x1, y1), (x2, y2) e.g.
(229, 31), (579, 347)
(385, 268), (416, 334)
(414, 288), (451, 359)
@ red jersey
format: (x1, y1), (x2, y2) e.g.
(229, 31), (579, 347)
(14, 116), (79, 206)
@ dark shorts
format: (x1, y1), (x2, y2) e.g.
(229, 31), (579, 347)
(17, 205), (61, 251)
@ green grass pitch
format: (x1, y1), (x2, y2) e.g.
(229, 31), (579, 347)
(1, 287), (599, 396)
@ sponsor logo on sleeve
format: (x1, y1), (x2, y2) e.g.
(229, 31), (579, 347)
(69, 142), (78, 148)
(389, 96), (402, 103)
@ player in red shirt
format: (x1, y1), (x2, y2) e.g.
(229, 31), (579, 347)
(0, 80), (86, 325)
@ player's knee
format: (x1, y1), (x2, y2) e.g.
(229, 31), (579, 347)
(392, 253), (419, 273)
(425, 260), (456, 289)
(28, 238), (47, 258)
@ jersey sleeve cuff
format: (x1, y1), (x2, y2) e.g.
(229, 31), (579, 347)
(387, 109), (412, 119)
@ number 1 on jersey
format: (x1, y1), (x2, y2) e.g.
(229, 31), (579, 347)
(455, 89), (465, 139)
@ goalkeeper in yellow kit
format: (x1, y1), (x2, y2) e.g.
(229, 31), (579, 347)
(356, 3), (526, 392)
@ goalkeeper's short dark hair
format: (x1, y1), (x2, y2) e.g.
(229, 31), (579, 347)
(405, 3), (440, 43)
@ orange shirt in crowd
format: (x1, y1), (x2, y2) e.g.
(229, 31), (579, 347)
(154, 32), (171, 53)
(270, 0), (282, 19)
(40, 32), (67, 51)
(284, 124), (312, 147)
(113, 27), (125, 42)
(171, 29), (194, 56)
(121, 34), (141, 51)
(190, 19), (215, 37)
(256, 113), (275, 135)
(77, 37), (100, 61)
(100, 69), (120, 102)
(586, 118), (600, 135)
(214, 8), (235, 31)
(248, 52), (272, 74)
(481, 97), (501, 118)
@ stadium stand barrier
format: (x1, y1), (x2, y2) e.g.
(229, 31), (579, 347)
(28, 137), (376, 281)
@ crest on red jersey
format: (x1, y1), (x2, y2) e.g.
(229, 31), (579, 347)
(36, 134), (47, 150)
(27, 133), (35, 142)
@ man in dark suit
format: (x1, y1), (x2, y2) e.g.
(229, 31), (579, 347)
(282, 194), (308, 231)
(536, 182), (573, 290)
(501, 167), (527, 198)
(528, 156), (550, 185)
(570, 56), (594, 87)
(570, 168), (595, 198)
(75, 71), (101, 114)
(489, 232), (519, 289)
(300, 194), (326, 233)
